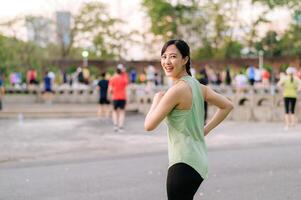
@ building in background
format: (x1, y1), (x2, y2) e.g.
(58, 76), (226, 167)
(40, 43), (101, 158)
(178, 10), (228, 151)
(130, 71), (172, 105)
(56, 11), (71, 49)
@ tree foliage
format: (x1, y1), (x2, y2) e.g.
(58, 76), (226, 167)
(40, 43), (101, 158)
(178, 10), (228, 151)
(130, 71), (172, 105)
(2, 0), (301, 73)
(0, 34), (46, 74)
(252, 0), (301, 9)
(142, 0), (243, 59)
(72, 1), (138, 60)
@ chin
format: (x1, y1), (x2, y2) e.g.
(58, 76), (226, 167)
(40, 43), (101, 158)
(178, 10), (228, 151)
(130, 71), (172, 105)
(164, 70), (173, 77)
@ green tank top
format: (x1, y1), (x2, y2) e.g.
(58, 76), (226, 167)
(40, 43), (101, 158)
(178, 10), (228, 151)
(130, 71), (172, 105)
(166, 75), (208, 179)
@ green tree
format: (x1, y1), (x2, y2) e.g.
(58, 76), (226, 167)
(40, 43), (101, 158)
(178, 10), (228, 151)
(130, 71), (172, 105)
(255, 31), (282, 57)
(142, 0), (245, 59)
(0, 34), (46, 74)
(252, 0), (301, 9)
(72, 1), (137, 60)
(278, 23), (301, 57)
(142, 0), (179, 40)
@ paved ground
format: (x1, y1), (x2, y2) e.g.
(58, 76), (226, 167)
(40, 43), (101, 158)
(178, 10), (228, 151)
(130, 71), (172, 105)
(0, 115), (301, 199)
(0, 103), (97, 118)
(0, 103), (138, 118)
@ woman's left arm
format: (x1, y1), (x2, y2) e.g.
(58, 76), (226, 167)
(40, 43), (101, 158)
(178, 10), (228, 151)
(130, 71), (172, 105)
(144, 86), (181, 131)
(203, 85), (234, 136)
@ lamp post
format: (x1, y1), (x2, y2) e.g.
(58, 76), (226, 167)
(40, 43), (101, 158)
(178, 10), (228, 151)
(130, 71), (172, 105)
(258, 50), (264, 70)
(82, 50), (89, 67)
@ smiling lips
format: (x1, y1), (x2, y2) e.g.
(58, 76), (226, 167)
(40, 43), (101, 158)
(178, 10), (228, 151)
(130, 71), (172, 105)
(164, 66), (174, 73)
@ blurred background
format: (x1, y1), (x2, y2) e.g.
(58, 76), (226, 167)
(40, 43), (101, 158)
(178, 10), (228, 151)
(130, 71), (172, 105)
(1, 1), (301, 200)
(0, 0), (301, 85)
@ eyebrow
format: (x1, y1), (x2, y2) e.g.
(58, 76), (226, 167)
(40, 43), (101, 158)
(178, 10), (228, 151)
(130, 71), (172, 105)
(162, 52), (178, 56)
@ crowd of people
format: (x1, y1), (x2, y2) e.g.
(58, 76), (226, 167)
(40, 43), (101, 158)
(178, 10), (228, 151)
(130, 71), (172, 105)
(0, 61), (301, 130)
(2, 63), (301, 93)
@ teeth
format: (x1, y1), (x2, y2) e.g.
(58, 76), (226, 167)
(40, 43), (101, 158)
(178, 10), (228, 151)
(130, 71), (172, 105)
(165, 67), (173, 71)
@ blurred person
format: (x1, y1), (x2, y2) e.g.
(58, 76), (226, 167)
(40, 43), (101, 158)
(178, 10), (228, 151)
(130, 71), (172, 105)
(16, 72), (22, 86)
(146, 65), (156, 94)
(154, 71), (163, 86)
(190, 66), (196, 78)
(130, 69), (137, 83)
(62, 71), (68, 84)
(9, 72), (22, 88)
(139, 73), (146, 83)
(48, 70), (56, 85)
(82, 66), (90, 85)
(234, 71), (248, 93)
(9, 72), (17, 87)
(108, 67), (128, 132)
(154, 72), (159, 86)
(43, 71), (54, 104)
(254, 66), (262, 85)
(144, 39), (233, 200)
(146, 65), (156, 83)
(205, 65), (217, 85)
(247, 65), (255, 86)
(225, 66), (232, 86)
(199, 68), (209, 123)
(77, 67), (84, 84)
(97, 72), (110, 118)
(216, 72), (222, 85)
(0, 72), (5, 110)
(117, 64), (129, 83)
(262, 68), (270, 86)
(26, 68), (38, 87)
(297, 68), (301, 80)
(277, 67), (301, 130)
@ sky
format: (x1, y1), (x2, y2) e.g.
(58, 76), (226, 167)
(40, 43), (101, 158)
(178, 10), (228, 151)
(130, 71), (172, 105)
(0, 0), (292, 60)
(0, 0), (137, 18)
(0, 0), (147, 59)
(0, 0), (145, 31)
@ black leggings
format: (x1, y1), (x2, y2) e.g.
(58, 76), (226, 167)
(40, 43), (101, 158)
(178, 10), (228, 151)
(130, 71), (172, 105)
(284, 97), (297, 114)
(167, 163), (203, 200)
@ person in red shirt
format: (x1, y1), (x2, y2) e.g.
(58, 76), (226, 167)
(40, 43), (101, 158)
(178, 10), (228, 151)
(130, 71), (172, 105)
(108, 68), (128, 132)
(262, 69), (270, 86)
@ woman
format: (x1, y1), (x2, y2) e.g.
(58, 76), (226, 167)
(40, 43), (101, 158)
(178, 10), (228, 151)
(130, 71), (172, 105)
(277, 67), (301, 130)
(144, 39), (233, 200)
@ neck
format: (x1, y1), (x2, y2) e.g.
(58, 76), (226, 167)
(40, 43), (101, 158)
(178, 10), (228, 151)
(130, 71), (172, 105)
(172, 71), (189, 84)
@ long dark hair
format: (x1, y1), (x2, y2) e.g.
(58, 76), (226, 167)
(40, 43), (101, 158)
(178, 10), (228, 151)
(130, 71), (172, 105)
(161, 39), (191, 76)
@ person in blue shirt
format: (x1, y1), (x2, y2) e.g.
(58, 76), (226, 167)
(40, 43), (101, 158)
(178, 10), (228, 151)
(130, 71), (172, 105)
(0, 72), (5, 110)
(43, 71), (53, 104)
(247, 65), (256, 86)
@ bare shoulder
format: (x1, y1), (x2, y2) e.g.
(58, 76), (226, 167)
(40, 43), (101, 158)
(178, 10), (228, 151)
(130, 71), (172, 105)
(199, 83), (207, 99)
(168, 80), (190, 95)
(167, 80), (192, 109)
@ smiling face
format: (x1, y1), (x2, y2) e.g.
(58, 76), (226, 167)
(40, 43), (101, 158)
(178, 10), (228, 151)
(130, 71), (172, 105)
(161, 44), (188, 79)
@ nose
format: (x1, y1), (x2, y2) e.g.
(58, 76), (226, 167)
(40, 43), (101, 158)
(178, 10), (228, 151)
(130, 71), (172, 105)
(165, 56), (172, 65)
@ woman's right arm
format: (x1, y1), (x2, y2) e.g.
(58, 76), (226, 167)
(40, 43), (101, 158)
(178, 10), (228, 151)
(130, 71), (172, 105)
(202, 85), (234, 136)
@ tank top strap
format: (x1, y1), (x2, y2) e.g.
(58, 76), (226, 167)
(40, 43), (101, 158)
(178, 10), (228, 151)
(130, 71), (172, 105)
(180, 76), (204, 103)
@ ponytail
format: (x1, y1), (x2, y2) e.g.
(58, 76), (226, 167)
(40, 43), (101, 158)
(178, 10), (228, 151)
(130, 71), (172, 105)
(290, 74), (294, 83)
(185, 58), (192, 76)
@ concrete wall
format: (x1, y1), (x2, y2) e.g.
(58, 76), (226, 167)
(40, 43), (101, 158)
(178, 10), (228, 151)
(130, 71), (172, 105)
(3, 85), (301, 122)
